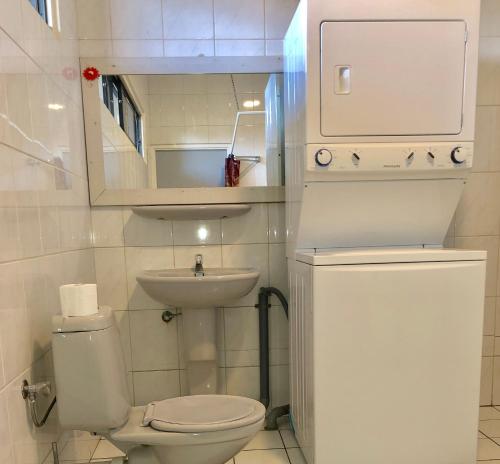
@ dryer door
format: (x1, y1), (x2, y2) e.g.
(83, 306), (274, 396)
(320, 21), (467, 137)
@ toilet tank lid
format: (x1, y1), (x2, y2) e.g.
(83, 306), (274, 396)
(52, 307), (114, 333)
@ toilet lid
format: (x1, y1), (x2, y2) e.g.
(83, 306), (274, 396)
(142, 395), (263, 433)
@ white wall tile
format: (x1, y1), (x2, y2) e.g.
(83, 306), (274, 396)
(270, 364), (289, 408)
(226, 366), (260, 399)
(485, 336), (495, 356)
(455, 236), (499, 297)
(122, 209), (173, 246)
(222, 204), (268, 244)
(480, 0), (500, 38)
(133, 370), (180, 405)
(112, 39), (164, 57)
(94, 247), (128, 311)
(214, 0), (264, 39)
(482, 356), (494, 405)
(225, 307), (259, 352)
(173, 245), (222, 269)
(455, 173), (500, 237)
(164, 40), (215, 57)
(473, 106), (500, 173)
(269, 243), (287, 299)
(125, 246), (174, 309)
(91, 207), (124, 247)
(265, 0), (298, 39)
(0, 263), (30, 385)
(215, 40), (265, 57)
(163, 0), (214, 39)
(0, 0), (95, 459)
(115, 310), (132, 371)
(265, 39), (283, 56)
(477, 38), (500, 106)
(222, 244), (269, 306)
(0, 389), (14, 462)
(110, 0), (163, 39)
(268, 203), (286, 243)
(485, 297), (496, 336)
(173, 220), (222, 246)
(130, 309), (179, 371)
(79, 39), (113, 57)
(77, 0), (111, 39)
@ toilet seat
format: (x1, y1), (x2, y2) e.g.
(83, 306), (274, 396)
(142, 395), (261, 433)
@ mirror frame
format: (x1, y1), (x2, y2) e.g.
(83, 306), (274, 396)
(81, 57), (285, 205)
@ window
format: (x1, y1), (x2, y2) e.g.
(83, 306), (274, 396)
(101, 76), (143, 155)
(29, 0), (50, 25)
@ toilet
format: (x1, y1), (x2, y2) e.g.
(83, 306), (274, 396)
(51, 307), (265, 464)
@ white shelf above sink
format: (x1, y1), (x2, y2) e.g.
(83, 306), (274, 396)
(131, 204), (251, 221)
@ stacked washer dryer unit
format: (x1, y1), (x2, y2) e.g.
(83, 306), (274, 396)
(285, 1), (485, 464)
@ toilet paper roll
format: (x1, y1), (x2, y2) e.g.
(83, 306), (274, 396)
(59, 284), (98, 317)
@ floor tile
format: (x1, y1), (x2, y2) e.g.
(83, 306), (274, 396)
(244, 431), (284, 450)
(91, 439), (126, 459)
(59, 438), (100, 462)
(480, 420), (500, 438)
(287, 448), (306, 464)
(235, 449), (290, 464)
(477, 439), (500, 460)
(481, 407), (500, 420)
(280, 430), (299, 448)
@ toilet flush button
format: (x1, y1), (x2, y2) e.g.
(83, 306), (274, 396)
(314, 149), (333, 167)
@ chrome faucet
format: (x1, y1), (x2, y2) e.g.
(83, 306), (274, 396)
(194, 254), (204, 277)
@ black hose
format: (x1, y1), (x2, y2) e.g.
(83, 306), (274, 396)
(257, 289), (271, 409)
(256, 286), (289, 428)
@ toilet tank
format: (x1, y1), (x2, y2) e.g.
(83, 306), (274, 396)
(52, 307), (131, 432)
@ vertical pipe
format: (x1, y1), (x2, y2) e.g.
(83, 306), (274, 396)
(257, 288), (270, 409)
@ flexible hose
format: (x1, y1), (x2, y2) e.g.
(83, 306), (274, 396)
(29, 396), (57, 428)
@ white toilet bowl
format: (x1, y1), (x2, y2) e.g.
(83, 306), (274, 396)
(51, 308), (265, 464)
(108, 396), (265, 464)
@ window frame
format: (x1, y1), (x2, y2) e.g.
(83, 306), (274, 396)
(29, 0), (50, 25)
(101, 75), (143, 156)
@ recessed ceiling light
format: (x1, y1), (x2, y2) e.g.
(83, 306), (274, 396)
(48, 103), (64, 110)
(243, 99), (261, 109)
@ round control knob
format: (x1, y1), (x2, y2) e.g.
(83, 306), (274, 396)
(315, 149), (333, 167)
(450, 146), (466, 164)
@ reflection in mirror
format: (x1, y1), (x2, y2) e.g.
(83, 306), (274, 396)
(98, 73), (284, 191)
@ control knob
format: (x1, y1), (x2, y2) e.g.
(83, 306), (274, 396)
(315, 149), (333, 167)
(450, 147), (466, 165)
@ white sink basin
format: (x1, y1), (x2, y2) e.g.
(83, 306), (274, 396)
(136, 268), (260, 308)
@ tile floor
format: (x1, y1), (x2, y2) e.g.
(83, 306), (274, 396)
(54, 415), (304, 464)
(57, 407), (500, 464)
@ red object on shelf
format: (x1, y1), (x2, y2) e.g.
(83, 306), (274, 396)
(225, 155), (240, 187)
(82, 67), (100, 81)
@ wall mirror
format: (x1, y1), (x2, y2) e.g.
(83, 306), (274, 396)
(82, 59), (285, 206)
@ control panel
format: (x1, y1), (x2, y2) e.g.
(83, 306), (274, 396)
(306, 142), (473, 173)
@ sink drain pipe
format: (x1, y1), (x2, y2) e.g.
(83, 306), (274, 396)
(256, 286), (289, 430)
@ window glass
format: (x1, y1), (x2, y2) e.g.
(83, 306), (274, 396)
(100, 76), (143, 155)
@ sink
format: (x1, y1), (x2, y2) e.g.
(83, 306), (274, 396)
(136, 268), (260, 308)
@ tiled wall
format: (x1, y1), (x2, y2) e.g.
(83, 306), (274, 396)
(0, 0), (95, 463)
(91, 203), (289, 408)
(145, 74), (268, 187)
(452, 0), (500, 405)
(77, 0), (299, 58)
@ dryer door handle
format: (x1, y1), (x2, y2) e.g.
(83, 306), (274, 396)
(334, 65), (352, 95)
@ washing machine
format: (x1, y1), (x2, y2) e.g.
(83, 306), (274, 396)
(284, 1), (484, 463)
(289, 248), (486, 464)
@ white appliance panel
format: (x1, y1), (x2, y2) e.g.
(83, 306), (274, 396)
(320, 21), (467, 137)
(296, 179), (464, 249)
(289, 256), (485, 464)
